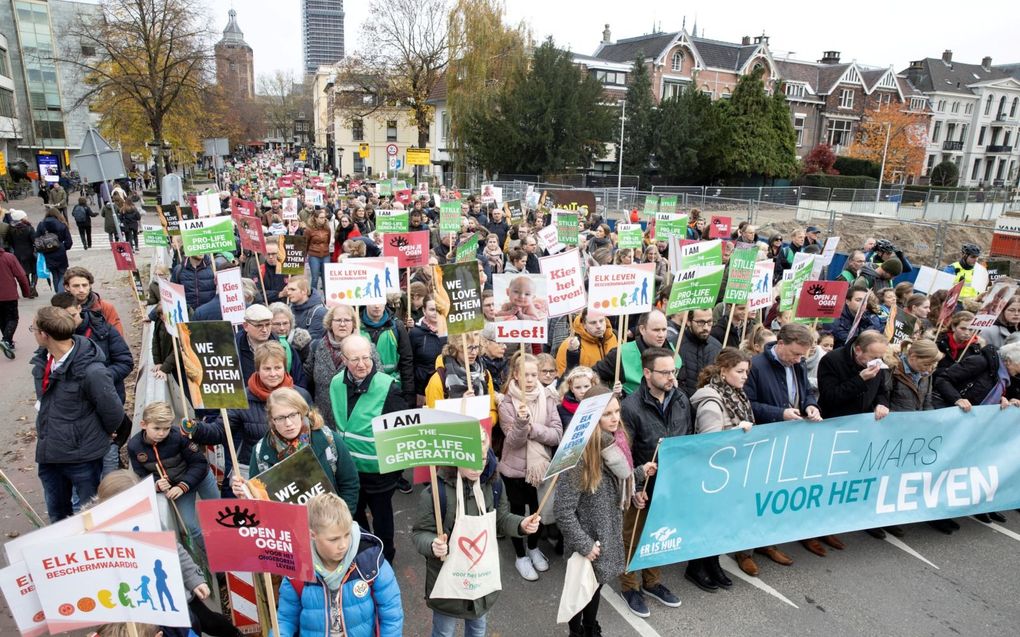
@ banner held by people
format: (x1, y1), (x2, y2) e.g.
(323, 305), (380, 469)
(324, 261), (388, 307)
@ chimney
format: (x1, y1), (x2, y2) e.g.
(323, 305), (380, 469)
(981, 56), (992, 70)
(741, 35), (751, 46)
(942, 49), (952, 63)
(602, 24), (612, 45)
(754, 33), (769, 45)
(819, 51), (841, 65)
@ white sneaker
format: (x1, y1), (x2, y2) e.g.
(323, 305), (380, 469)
(527, 548), (550, 572)
(515, 556), (539, 581)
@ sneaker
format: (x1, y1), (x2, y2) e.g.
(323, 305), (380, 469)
(397, 476), (413, 494)
(514, 556), (538, 581)
(642, 583), (682, 608)
(622, 589), (650, 618)
(0, 341), (13, 360)
(527, 548), (549, 572)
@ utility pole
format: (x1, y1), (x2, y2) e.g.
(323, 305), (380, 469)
(617, 99), (626, 212)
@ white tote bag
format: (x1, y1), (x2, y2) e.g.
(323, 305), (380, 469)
(557, 553), (598, 623)
(429, 474), (502, 601)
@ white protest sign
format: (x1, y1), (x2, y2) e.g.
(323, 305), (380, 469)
(324, 261), (388, 306)
(281, 197), (299, 220)
(748, 260), (775, 312)
(971, 262), (989, 294)
(195, 192), (220, 217)
(913, 266), (955, 295)
(587, 263), (655, 316)
(819, 236), (840, 266)
(537, 224), (564, 254)
(353, 256), (401, 294)
(544, 392), (614, 479)
(216, 267), (246, 325)
(539, 249), (586, 317)
(435, 395), (493, 423)
(493, 273), (548, 343)
(304, 188), (324, 207)
(0, 563), (46, 637)
(158, 278), (189, 338)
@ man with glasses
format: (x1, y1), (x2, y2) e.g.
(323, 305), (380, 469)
(618, 346), (691, 617)
(672, 308), (722, 398)
(329, 334), (407, 564)
(236, 304), (306, 387)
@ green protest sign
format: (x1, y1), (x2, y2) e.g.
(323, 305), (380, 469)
(666, 265), (725, 314)
(616, 223), (644, 249)
(455, 233), (480, 262)
(247, 445), (335, 503)
(177, 320), (248, 409)
(722, 246), (759, 304)
(681, 239), (723, 268)
(641, 195), (659, 219)
(181, 217), (236, 256)
(780, 255), (815, 312)
(658, 195), (678, 213)
(142, 224), (169, 247)
(376, 209), (409, 234)
(555, 210), (579, 246)
(440, 201), (462, 234)
(654, 213), (688, 240)
(371, 409), (484, 473)
(434, 261), (484, 335)
(379, 182), (393, 197)
(394, 180), (408, 192)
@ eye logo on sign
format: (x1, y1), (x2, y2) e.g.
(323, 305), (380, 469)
(215, 505), (260, 528)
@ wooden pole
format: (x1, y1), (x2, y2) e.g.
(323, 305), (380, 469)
(535, 473), (559, 516)
(613, 314), (630, 390)
(406, 268), (412, 323)
(261, 571), (281, 637)
(740, 310), (751, 346)
(168, 334), (191, 421)
(811, 317), (819, 332)
(220, 408), (251, 498)
(255, 256), (269, 305)
(0, 468), (45, 528)
(125, 622), (140, 637)
(672, 312), (689, 366)
(429, 465), (446, 562)
(721, 304), (737, 349)
(956, 336), (976, 363)
(626, 440), (662, 569)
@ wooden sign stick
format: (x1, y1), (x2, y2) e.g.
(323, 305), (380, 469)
(626, 440), (662, 570)
(613, 315), (630, 390)
(721, 304), (737, 349)
(0, 468), (45, 528)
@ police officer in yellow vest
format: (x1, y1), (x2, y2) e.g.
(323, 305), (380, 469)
(944, 243), (981, 300)
(593, 309), (682, 396)
(330, 334), (408, 563)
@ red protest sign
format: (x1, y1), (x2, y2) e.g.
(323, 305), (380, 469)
(236, 214), (267, 253)
(198, 499), (314, 581)
(709, 215), (731, 239)
(394, 189), (413, 206)
(230, 197), (257, 219)
(111, 242), (137, 271)
(276, 177), (293, 188)
(383, 230), (430, 268)
(938, 280), (966, 327)
(794, 280), (849, 319)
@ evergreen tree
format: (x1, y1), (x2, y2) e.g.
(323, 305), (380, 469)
(621, 56), (656, 183)
(768, 88), (800, 181)
(717, 68), (777, 180)
(655, 83), (724, 183)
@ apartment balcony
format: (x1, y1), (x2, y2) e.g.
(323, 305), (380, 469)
(994, 113), (1018, 124)
(986, 144), (1013, 153)
(942, 140), (964, 151)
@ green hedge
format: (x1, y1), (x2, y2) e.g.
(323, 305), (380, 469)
(833, 157), (881, 179)
(794, 173), (879, 189)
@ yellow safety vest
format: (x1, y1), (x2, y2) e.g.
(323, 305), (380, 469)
(950, 262), (977, 298)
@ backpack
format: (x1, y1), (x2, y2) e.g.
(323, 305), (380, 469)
(72, 205), (89, 225)
(34, 231), (61, 254)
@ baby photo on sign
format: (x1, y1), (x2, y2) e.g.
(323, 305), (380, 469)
(493, 273), (549, 321)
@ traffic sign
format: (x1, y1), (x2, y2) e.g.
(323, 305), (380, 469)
(406, 147), (431, 166)
(358, 143), (370, 158)
(388, 156), (397, 170)
(386, 143), (398, 157)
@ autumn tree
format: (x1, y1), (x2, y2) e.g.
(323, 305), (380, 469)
(259, 71), (307, 146)
(60, 0), (212, 192)
(846, 105), (928, 183)
(801, 144), (839, 175)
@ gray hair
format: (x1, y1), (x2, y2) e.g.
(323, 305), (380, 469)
(242, 279), (257, 305)
(999, 342), (1020, 367)
(269, 302), (294, 322)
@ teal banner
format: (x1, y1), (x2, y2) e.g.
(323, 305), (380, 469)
(629, 406), (1020, 571)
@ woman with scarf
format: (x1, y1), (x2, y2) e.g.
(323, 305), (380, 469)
(586, 223), (612, 257)
(497, 351), (563, 581)
(689, 348), (779, 583)
(554, 386), (656, 637)
(331, 213), (362, 261)
(269, 302), (312, 367)
(936, 311), (977, 370)
(235, 386), (360, 513)
(424, 331), (499, 425)
(408, 296), (447, 406)
(352, 205), (375, 235)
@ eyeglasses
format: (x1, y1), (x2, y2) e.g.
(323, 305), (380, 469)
(345, 355), (373, 366)
(465, 345), (481, 353)
(271, 412), (302, 426)
(332, 318), (354, 324)
(650, 369), (675, 376)
(690, 319), (713, 327)
(246, 321), (271, 330)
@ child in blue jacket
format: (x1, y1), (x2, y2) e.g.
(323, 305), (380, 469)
(277, 493), (403, 637)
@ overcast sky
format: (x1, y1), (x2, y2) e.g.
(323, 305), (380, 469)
(203, 0), (1019, 81)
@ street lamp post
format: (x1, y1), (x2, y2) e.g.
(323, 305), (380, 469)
(617, 99), (626, 212)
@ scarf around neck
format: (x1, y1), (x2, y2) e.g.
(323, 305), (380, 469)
(247, 372), (293, 402)
(707, 374), (754, 426)
(314, 523), (362, 592)
(600, 430), (635, 509)
(269, 419), (311, 460)
(443, 355), (485, 398)
(506, 379), (551, 486)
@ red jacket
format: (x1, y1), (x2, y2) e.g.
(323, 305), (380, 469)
(0, 249), (30, 301)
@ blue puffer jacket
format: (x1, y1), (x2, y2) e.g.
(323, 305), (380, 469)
(276, 530), (403, 637)
(172, 255), (216, 310)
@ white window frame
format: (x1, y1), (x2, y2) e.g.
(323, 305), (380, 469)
(794, 115), (806, 147)
(672, 51), (683, 72)
(839, 88), (854, 109)
(826, 119), (853, 146)
(785, 83), (805, 98)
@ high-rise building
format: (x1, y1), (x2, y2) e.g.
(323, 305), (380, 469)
(302, 0), (344, 76)
(215, 8), (254, 99)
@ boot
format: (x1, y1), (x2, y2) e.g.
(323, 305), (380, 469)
(568, 616), (584, 637)
(586, 620), (603, 636)
(706, 555), (732, 589)
(29, 285), (38, 299)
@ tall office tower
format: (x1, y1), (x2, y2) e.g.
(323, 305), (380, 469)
(303, 0), (345, 76)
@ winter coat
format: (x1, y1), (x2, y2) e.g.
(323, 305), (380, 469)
(411, 456), (523, 619)
(744, 341), (818, 424)
(408, 320), (446, 396)
(554, 432), (647, 584)
(303, 338), (383, 430)
(8, 220), (36, 264)
(980, 323), (1016, 350)
(102, 205), (119, 234)
(424, 356), (500, 427)
(691, 385), (747, 433)
(172, 256), (216, 310)
(119, 207), (141, 232)
(675, 330), (722, 398)
(277, 531), (402, 637)
(556, 314), (618, 376)
(816, 339), (890, 418)
(854, 264), (892, 292)
(191, 296), (222, 321)
(249, 425), (360, 513)
(71, 204), (96, 226)
(76, 309), (134, 402)
(31, 336), (124, 464)
(933, 345), (1005, 408)
(592, 334), (661, 393)
(359, 308), (415, 405)
(304, 225), (331, 258)
(259, 262), (289, 305)
(49, 188), (68, 210)
(84, 291), (125, 337)
(620, 380), (692, 495)
(35, 216), (73, 270)
(496, 392), (563, 480)
(0, 249), (30, 301)
(291, 291), (328, 341)
(237, 331), (306, 389)
(885, 358), (935, 412)
(128, 430), (208, 489)
(830, 303), (883, 348)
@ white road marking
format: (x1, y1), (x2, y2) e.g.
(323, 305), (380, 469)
(718, 554), (800, 609)
(984, 522), (1020, 543)
(883, 535), (939, 569)
(601, 587), (666, 637)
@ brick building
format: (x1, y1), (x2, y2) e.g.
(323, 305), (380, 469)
(214, 9), (254, 100)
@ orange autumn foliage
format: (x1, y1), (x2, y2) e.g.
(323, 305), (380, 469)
(846, 105), (928, 183)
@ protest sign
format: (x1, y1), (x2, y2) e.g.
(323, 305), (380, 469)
(587, 263), (655, 316)
(24, 531), (190, 633)
(455, 233), (480, 263)
(378, 181), (393, 197)
(158, 278), (188, 338)
(325, 261), (388, 307)
(890, 311), (917, 344)
(504, 199), (524, 226)
(747, 260), (775, 312)
(481, 184), (503, 205)
(629, 406), (1020, 570)
(196, 192), (220, 217)
(680, 239), (722, 267)
(216, 267), (246, 325)
(434, 262), (484, 335)
(276, 235), (308, 275)
(177, 321), (248, 410)
(247, 446), (336, 504)
(537, 224), (563, 254)
(539, 249), (586, 317)
(970, 282), (1017, 329)
(658, 195), (677, 213)
(913, 266), (956, 295)
(616, 223), (644, 249)
(708, 215), (731, 240)
(544, 392), (615, 479)
(819, 236), (841, 266)
(198, 500), (314, 581)
(722, 246), (758, 304)
(641, 195), (659, 219)
(440, 201), (462, 234)
(795, 280), (849, 319)
(304, 188), (324, 207)
(0, 564), (46, 637)
(780, 254), (815, 312)
(371, 409), (484, 473)
(230, 196), (257, 218)
(938, 281), (966, 327)
(492, 273), (549, 343)
(110, 242), (137, 271)
(181, 217), (236, 256)
(348, 256), (399, 294)
(281, 197), (299, 220)
(376, 208), (409, 234)
(142, 224), (169, 247)
(236, 214), (267, 253)
(382, 230), (430, 268)
(654, 213), (687, 240)
(157, 205), (181, 236)
(394, 189), (413, 206)
(554, 209), (579, 246)
(972, 262), (989, 294)
(665, 266), (725, 314)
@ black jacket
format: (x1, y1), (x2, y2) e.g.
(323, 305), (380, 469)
(77, 309), (134, 402)
(620, 379), (693, 495)
(675, 331), (722, 398)
(172, 256), (216, 311)
(408, 320), (446, 396)
(32, 336), (124, 464)
(359, 308), (416, 405)
(816, 339), (890, 418)
(933, 345), (1004, 408)
(128, 429), (208, 490)
(744, 341), (818, 424)
(593, 334), (655, 391)
(35, 216), (73, 270)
